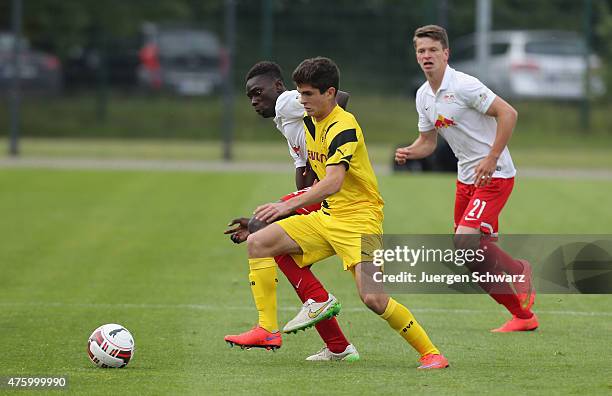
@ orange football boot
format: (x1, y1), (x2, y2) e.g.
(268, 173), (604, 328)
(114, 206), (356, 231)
(491, 314), (539, 332)
(224, 325), (282, 351)
(492, 259), (539, 332)
(417, 353), (449, 369)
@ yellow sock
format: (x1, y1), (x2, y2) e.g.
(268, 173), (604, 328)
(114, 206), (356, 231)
(380, 298), (439, 357)
(248, 258), (278, 332)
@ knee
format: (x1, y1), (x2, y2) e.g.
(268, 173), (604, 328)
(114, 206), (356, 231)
(360, 293), (388, 315)
(247, 233), (267, 258)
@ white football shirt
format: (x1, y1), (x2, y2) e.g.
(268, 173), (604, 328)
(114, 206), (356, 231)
(273, 90), (307, 168)
(415, 66), (516, 184)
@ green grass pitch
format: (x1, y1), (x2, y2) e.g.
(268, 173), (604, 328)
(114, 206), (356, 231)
(1, 168), (611, 394)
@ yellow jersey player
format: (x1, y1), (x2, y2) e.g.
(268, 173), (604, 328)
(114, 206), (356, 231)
(249, 57), (449, 369)
(223, 61), (359, 361)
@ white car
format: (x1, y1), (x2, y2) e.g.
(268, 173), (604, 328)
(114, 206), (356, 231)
(449, 30), (605, 100)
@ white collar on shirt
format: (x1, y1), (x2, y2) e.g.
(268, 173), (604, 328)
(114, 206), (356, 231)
(424, 65), (453, 97)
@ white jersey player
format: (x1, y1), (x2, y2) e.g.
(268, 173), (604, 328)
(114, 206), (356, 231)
(396, 25), (537, 333)
(415, 66), (516, 185)
(273, 89), (309, 171)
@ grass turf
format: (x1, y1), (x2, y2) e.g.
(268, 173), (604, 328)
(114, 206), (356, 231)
(0, 169), (611, 394)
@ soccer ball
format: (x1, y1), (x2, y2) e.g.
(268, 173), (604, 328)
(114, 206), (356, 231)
(87, 324), (135, 368)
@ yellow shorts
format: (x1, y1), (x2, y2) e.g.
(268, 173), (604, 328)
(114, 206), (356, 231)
(276, 209), (383, 270)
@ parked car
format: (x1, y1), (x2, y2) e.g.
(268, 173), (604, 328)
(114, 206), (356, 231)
(0, 32), (62, 94)
(448, 30), (605, 100)
(138, 25), (225, 96)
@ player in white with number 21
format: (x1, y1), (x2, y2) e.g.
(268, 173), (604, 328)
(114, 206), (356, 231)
(396, 25), (537, 333)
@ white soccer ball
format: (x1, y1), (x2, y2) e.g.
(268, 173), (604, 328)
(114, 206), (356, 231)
(87, 324), (135, 368)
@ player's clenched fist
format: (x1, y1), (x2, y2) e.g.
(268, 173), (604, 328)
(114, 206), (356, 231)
(395, 147), (413, 165)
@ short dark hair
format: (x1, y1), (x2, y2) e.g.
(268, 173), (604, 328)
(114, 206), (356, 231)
(292, 57), (339, 94)
(245, 61), (284, 82)
(413, 25), (449, 49)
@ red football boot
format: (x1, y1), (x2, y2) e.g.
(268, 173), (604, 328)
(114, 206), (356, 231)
(224, 326), (282, 351)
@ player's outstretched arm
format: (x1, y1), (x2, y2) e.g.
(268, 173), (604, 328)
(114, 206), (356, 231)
(395, 130), (438, 165)
(255, 164), (345, 223)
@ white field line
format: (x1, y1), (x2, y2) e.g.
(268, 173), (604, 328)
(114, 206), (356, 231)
(0, 301), (611, 317)
(1, 157), (612, 179)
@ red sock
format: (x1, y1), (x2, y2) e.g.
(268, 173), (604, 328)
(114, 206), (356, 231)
(275, 255), (350, 353)
(470, 240), (533, 319)
(274, 255), (328, 303)
(489, 293), (532, 319)
(481, 239), (525, 275)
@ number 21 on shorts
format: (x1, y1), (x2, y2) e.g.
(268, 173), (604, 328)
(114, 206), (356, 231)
(466, 199), (487, 220)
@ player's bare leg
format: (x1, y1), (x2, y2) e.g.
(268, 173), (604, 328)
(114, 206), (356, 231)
(354, 261), (448, 369)
(247, 223), (303, 259)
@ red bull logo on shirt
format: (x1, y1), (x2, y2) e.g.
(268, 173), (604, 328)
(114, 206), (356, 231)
(435, 114), (456, 129)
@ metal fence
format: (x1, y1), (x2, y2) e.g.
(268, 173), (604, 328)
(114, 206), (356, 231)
(0, 0), (610, 156)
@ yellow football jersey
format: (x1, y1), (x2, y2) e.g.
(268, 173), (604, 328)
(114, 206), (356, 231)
(303, 104), (384, 216)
